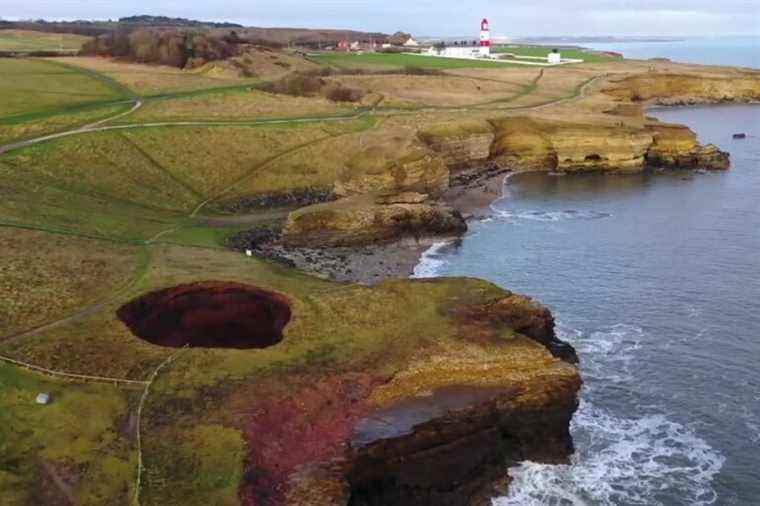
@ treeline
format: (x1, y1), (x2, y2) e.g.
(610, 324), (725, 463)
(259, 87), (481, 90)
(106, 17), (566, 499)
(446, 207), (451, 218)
(118, 15), (242, 28)
(0, 20), (113, 37)
(80, 29), (250, 68)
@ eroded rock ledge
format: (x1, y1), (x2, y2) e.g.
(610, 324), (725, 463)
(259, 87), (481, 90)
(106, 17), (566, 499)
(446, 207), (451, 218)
(241, 280), (582, 506)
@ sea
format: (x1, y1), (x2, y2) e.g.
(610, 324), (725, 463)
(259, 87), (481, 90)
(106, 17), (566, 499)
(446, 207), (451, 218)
(412, 40), (760, 505)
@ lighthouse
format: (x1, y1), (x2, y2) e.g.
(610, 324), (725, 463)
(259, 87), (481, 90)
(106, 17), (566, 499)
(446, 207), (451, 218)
(479, 18), (491, 57)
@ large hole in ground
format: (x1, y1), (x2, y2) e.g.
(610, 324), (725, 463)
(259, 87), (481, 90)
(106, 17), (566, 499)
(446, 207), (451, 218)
(117, 281), (291, 349)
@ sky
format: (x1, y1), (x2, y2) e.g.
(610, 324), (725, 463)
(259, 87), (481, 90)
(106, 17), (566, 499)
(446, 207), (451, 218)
(2, 0), (759, 37)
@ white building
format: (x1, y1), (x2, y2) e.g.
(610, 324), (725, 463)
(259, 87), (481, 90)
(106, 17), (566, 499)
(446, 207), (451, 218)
(426, 19), (493, 59)
(403, 37), (419, 47)
(547, 50), (561, 64)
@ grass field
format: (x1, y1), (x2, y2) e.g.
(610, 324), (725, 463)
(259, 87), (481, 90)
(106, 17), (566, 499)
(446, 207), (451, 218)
(128, 88), (352, 122)
(60, 57), (259, 96)
(0, 228), (142, 336)
(0, 29), (91, 53)
(309, 51), (528, 70)
(0, 362), (137, 505)
(493, 45), (617, 63)
(0, 58), (129, 121)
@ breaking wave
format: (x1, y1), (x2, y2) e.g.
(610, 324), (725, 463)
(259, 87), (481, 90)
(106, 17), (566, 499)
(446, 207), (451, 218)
(491, 209), (612, 222)
(494, 324), (725, 506)
(411, 241), (453, 279)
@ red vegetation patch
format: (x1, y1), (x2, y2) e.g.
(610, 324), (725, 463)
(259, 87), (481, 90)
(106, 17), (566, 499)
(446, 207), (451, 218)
(117, 281), (291, 349)
(235, 373), (382, 505)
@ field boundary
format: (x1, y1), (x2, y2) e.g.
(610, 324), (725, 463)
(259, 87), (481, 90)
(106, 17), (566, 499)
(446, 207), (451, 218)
(0, 354), (149, 386)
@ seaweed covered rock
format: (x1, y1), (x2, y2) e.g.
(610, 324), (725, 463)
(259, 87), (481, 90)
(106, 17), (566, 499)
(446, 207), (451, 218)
(282, 195), (466, 247)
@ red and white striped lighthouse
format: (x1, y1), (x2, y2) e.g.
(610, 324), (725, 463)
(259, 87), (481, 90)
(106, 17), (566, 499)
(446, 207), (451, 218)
(479, 18), (491, 56)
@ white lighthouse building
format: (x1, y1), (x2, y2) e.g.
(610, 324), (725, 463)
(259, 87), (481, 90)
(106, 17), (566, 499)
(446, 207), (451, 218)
(426, 18), (496, 59)
(479, 18), (491, 56)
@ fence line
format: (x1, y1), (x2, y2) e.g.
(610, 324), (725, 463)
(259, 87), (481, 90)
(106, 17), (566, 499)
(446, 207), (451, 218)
(0, 354), (148, 386)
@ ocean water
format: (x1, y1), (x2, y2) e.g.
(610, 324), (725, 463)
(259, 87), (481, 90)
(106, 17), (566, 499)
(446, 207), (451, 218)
(413, 105), (760, 504)
(587, 36), (760, 69)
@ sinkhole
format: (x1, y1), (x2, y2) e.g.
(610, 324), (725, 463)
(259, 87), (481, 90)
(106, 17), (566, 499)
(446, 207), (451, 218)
(117, 281), (291, 349)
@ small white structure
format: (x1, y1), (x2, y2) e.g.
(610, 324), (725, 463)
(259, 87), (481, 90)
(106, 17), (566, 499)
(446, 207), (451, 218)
(403, 37), (419, 47)
(428, 45), (485, 59)
(36, 393), (51, 405)
(547, 50), (561, 65)
(245, 249), (253, 257)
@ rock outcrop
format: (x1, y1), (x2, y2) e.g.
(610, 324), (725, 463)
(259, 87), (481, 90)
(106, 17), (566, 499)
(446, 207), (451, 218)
(342, 283), (581, 505)
(335, 137), (449, 198)
(418, 121), (495, 169)
(645, 122), (729, 170)
(282, 195), (466, 247)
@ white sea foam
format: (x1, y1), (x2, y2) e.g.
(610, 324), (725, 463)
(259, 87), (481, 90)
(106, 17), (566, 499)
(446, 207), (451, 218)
(491, 209), (612, 222)
(493, 324), (724, 506)
(411, 241), (452, 279)
(493, 400), (725, 506)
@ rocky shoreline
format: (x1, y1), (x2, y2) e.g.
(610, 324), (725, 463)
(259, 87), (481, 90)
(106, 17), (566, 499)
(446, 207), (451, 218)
(222, 72), (760, 504)
(229, 167), (509, 284)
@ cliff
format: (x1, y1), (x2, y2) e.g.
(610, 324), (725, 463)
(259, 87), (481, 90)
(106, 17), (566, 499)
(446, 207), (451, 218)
(270, 280), (582, 505)
(281, 194), (466, 247)
(602, 73), (760, 105)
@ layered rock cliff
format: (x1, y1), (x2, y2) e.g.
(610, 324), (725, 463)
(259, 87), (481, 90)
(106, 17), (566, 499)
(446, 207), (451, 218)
(264, 280), (582, 506)
(281, 194), (466, 247)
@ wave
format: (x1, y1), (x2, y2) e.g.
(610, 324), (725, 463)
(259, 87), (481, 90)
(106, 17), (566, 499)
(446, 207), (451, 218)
(490, 209), (612, 222)
(494, 399), (725, 506)
(494, 323), (724, 506)
(411, 241), (453, 279)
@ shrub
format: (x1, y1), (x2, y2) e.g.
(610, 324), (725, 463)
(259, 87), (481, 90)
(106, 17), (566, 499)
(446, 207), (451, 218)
(325, 85), (364, 103)
(261, 73), (325, 97)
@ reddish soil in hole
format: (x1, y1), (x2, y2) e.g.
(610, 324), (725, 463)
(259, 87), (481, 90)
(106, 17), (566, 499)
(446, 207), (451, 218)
(117, 281), (291, 349)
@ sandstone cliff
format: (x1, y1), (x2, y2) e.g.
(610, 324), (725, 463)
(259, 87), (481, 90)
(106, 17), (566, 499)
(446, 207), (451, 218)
(422, 115), (729, 176)
(645, 122), (729, 170)
(273, 280), (582, 505)
(281, 194), (466, 247)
